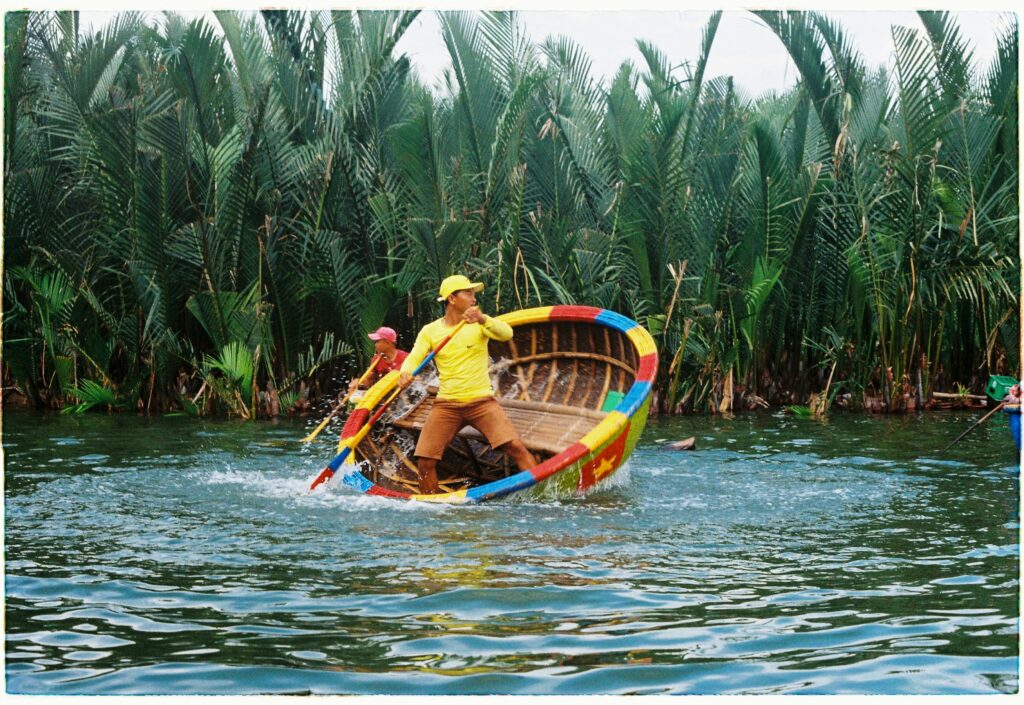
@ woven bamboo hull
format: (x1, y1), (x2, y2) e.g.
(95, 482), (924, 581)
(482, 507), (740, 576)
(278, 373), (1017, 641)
(336, 306), (657, 503)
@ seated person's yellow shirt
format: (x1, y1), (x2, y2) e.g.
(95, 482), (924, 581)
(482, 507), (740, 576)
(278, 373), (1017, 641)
(400, 317), (513, 402)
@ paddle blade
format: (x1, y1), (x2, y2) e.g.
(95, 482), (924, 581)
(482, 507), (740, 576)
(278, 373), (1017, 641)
(309, 443), (356, 491)
(309, 467), (334, 492)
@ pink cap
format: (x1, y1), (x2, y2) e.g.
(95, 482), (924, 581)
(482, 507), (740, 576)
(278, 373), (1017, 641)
(368, 326), (397, 343)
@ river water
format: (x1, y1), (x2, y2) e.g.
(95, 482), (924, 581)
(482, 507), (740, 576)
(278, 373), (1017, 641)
(3, 408), (1019, 695)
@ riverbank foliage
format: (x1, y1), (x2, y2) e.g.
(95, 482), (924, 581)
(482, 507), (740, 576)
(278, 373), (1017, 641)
(3, 10), (1019, 416)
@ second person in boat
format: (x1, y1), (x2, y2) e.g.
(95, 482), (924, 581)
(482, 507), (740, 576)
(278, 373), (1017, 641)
(348, 326), (409, 396)
(399, 274), (537, 493)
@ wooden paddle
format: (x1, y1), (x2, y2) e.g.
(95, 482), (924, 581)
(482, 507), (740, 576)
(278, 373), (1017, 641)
(301, 354), (381, 443)
(942, 401), (1006, 452)
(308, 320), (467, 491)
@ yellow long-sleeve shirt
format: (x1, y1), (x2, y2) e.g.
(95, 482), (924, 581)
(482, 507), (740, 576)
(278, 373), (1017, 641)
(400, 316), (514, 401)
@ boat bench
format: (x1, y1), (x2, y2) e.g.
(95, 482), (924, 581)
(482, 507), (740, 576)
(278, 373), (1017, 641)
(391, 395), (606, 456)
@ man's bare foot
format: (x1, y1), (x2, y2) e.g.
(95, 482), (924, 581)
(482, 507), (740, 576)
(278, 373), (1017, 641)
(418, 464), (440, 494)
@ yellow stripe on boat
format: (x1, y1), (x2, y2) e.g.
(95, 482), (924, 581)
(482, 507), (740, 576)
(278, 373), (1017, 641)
(497, 307), (554, 327)
(412, 489), (469, 503)
(626, 326), (657, 357)
(578, 411), (629, 452)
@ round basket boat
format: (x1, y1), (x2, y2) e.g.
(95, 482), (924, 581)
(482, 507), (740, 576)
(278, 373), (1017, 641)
(333, 305), (657, 503)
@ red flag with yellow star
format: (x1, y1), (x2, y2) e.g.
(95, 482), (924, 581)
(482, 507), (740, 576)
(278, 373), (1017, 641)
(578, 421), (630, 490)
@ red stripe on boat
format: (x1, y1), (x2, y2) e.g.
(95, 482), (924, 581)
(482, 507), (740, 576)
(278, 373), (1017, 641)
(578, 422), (630, 490)
(636, 352), (658, 382)
(530, 442), (589, 482)
(341, 408), (369, 438)
(549, 305), (601, 322)
(368, 484), (410, 499)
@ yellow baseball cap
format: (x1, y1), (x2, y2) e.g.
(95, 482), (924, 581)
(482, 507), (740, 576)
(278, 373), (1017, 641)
(437, 274), (484, 301)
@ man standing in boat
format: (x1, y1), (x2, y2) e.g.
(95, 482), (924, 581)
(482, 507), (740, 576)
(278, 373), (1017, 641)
(399, 275), (537, 493)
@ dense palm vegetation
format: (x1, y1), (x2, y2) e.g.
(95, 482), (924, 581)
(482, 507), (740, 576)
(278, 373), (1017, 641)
(3, 10), (1018, 416)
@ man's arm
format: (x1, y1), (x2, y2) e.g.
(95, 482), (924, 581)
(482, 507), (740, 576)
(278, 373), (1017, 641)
(398, 329), (431, 388)
(463, 306), (513, 341)
(479, 314), (513, 341)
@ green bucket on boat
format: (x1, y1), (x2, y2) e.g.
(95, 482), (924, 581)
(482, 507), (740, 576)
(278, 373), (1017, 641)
(986, 375), (1018, 401)
(601, 390), (625, 412)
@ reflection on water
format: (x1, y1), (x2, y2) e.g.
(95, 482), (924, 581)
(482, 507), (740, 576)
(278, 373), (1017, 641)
(3, 409), (1019, 694)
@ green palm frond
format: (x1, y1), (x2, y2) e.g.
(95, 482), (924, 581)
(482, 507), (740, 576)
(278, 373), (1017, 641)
(478, 11), (538, 91)
(159, 14), (229, 149)
(4, 12), (31, 168)
(37, 10), (142, 115)
(295, 331), (354, 380)
(406, 218), (477, 286)
(61, 379), (120, 414)
(753, 10), (843, 147)
(213, 11), (264, 114)
(984, 16), (1017, 164)
(811, 11), (866, 101)
(891, 24), (946, 160)
(440, 11), (500, 176)
(390, 93), (447, 220)
(186, 284), (270, 353)
(202, 340), (255, 415)
(917, 10), (973, 105)
(678, 11), (722, 164)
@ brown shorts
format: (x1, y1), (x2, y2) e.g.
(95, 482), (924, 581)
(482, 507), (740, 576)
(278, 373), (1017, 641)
(414, 397), (519, 460)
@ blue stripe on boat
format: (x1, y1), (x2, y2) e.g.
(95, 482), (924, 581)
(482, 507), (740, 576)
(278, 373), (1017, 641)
(466, 471), (537, 502)
(619, 381), (652, 416)
(595, 310), (637, 333)
(1005, 407), (1021, 450)
(342, 471), (373, 492)
(327, 447), (352, 471)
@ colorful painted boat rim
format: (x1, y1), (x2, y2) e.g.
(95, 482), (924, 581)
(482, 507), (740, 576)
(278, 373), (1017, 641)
(337, 305), (657, 503)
